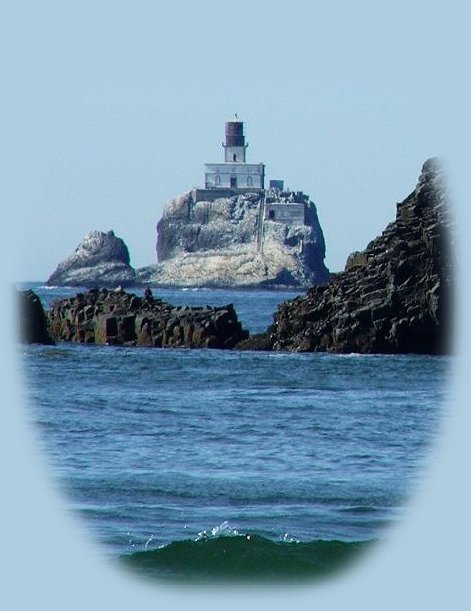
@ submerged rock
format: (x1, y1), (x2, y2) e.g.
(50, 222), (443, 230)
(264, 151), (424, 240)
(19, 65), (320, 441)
(267, 159), (453, 354)
(137, 190), (329, 288)
(46, 230), (136, 288)
(47, 287), (248, 349)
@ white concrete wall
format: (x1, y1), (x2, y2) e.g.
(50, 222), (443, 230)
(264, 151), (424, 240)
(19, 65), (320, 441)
(224, 145), (247, 162)
(205, 163), (265, 189)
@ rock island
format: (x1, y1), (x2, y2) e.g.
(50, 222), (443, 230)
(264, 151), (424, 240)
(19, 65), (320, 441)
(47, 117), (330, 289)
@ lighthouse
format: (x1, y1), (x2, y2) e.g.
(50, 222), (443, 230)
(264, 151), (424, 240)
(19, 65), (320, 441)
(223, 117), (248, 162)
(204, 116), (265, 191)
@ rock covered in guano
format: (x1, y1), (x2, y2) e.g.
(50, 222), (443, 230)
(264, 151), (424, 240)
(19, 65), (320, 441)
(46, 230), (136, 287)
(137, 190), (329, 288)
(258, 158), (452, 354)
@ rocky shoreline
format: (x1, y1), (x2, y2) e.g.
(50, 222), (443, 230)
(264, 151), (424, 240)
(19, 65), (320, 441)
(45, 287), (248, 349)
(20, 159), (452, 355)
(243, 158), (452, 354)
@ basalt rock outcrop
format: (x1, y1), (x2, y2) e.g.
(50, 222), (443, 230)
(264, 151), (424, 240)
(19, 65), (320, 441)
(137, 190), (329, 288)
(46, 230), (136, 288)
(250, 159), (452, 354)
(48, 288), (248, 349)
(18, 289), (55, 344)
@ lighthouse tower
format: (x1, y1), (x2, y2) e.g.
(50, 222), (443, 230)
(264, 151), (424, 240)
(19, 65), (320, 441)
(203, 117), (265, 192)
(223, 117), (248, 162)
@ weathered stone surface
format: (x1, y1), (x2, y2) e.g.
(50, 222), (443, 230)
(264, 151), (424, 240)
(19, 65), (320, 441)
(47, 287), (248, 349)
(18, 290), (54, 344)
(234, 331), (273, 351)
(137, 191), (329, 288)
(266, 159), (453, 354)
(46, 230), (136, 287)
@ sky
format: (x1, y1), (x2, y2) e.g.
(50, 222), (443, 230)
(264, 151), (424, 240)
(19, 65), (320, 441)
(2, 2), (471, 610)
(3, 0), (466, 281)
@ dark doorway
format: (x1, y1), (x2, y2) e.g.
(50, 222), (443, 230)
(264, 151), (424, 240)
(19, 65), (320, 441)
(230, 176), (237, 188)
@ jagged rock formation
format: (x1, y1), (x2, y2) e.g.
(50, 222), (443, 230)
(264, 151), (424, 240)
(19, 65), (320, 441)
(137, 191), (329, 288)
(47, 288), (248, 349)
(17, 289), (55, 344)
(46, 230), (136, 287)
(243, 159), (452, 354)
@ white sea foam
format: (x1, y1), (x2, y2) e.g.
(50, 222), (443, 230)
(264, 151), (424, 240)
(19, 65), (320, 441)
(195, 520), (240, 540)
(281, 532), (300, 543)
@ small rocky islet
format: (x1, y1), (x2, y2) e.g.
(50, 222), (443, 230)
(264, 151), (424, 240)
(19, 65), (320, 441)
(19, 158), (452, 355)
(45, 229), (136, 289)
(47, 287), (248, 349)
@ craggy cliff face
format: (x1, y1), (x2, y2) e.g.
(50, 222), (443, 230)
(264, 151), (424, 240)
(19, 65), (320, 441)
(156, 193), (262, 261)
(268, 159), (452, 354)
(139, 191), (329, 288)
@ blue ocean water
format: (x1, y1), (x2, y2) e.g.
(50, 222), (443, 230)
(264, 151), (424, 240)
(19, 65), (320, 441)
(20, 284), (450, 581)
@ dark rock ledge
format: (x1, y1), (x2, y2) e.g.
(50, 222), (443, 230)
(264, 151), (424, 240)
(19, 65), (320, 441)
(46, 287), (248, 349)
(241, 158), (452, 354)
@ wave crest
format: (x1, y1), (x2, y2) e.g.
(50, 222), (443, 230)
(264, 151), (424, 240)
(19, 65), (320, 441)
(119, 534), (374, 584)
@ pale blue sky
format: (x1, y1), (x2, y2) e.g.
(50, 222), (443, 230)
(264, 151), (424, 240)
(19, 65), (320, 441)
(4, 0), (465, 280)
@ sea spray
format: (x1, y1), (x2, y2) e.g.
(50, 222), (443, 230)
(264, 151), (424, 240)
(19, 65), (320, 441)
(120, 533), (374, 584)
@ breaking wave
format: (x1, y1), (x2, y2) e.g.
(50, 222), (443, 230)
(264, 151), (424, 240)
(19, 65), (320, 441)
(119, 529), (374, 584)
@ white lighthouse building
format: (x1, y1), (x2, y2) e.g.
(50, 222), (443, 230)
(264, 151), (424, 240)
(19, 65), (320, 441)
(191, 116), (309, 227)
(204, 117), (265, 190)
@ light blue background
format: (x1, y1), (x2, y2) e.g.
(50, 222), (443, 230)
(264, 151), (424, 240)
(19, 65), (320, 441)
(2, 1), (470, 609)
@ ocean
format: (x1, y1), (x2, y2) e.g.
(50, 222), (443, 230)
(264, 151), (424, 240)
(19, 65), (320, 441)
(19, 283), (450, 584)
